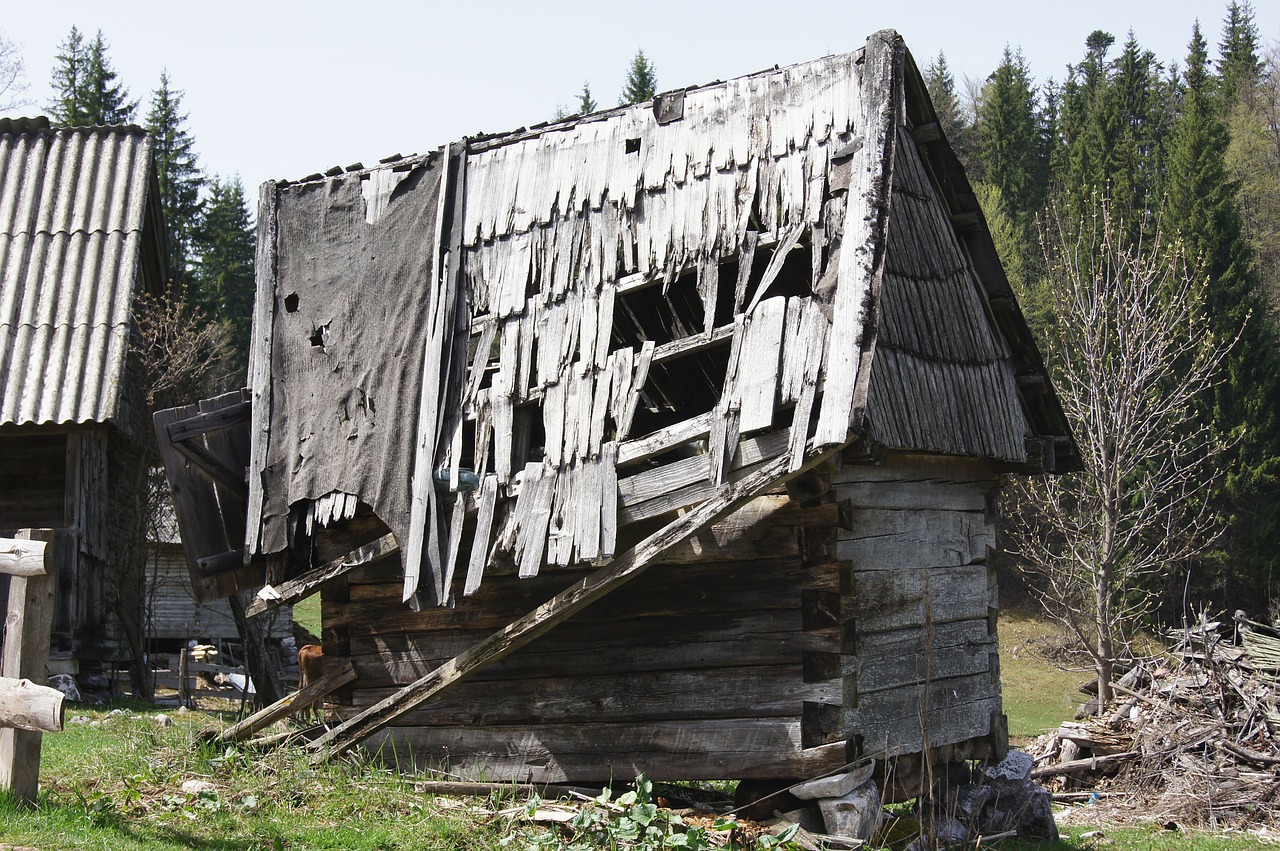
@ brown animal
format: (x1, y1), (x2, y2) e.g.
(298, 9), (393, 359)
(298, 644), (324, 690)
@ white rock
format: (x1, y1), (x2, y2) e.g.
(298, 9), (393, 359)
(817, 780), (882, 841)
(153, 714), (173, 727)
(182, 779), (216, 796)
(70, 715), (91, 725)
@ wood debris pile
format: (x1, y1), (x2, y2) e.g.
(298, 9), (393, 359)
(1031, 613), (1280, 826)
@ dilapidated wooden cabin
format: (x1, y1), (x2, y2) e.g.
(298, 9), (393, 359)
(0, 118), (167, 671)
(217, 31), (1076, 783)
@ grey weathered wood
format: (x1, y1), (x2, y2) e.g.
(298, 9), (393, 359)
(815, 35), (899, 447)
(165, 399), (252, 444)
(217, 661), (358, 743)
(463, 475), (499, 596)
(0, 677), (64, 733)
(745, 222), (805, 315)
(736, 296), (787, 433)
(245, 181), (279, 559)
(850, 564), (991, 634)
(0, 538), (49, 578)
(155, 403), (259, 603)
(734, 230), (760, 315)
(616, 411), (712, 467)
(344, 666), (840, 726)
(359, 721), (846, 785)
(599, 441), (618, 559)
(306, 444), (838, 762)
(837, 509), (994, 569)
(244, 533), (399, 618)
(616, 340), (654, 441)
(0, 529), (57, 803)
(848, 673), (1001, 759)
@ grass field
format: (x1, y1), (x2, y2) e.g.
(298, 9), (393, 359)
(999, 608), (1094, 740)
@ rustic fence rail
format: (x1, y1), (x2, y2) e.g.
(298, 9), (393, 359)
(0, 529), (62, 803)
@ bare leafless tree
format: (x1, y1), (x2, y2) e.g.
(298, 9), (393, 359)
(0, 31), (29, 113)
(1006, 200), (1237, 710)
(115, 293), (234, 698)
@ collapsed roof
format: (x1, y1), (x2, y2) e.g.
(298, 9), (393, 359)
(246, 30), (1076, 606)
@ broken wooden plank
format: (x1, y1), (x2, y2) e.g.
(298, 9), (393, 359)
(305, 442), (840, 763)
(245, 533), (399, 618)
(463, 475), (499, 597)
(599, 441), (618, 559)
(736, 297), (787, 433)
(616, 340), (655, 441)
(217, 661), (358, 743)
(616, 412), (713, 467)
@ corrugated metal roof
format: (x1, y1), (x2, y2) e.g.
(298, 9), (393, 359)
(0, 121), (153, 426)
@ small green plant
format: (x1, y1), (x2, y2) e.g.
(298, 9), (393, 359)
(518, 774), (799, 851)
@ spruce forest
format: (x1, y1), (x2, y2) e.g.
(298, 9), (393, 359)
(924, 3), (1280, 639)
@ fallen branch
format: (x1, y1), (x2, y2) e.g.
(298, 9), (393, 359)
(1030, 751), (1138, 779)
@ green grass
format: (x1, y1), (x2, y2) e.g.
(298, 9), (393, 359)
(1000, 608), (1094, 739)
(1, 703), (519, 850)
(292, 593), (322, 637)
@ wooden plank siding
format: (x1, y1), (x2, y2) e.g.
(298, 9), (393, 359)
(836, 452), (1003, 762)
(320, 493), (847, 782)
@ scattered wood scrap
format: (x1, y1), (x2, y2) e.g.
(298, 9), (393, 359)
(1030, 613), (1280, 827)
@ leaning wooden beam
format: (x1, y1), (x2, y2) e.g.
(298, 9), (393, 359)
(305, 442), (842, 764)
(246, 533), (399, 618)
(217, 661), (358, 743)
(0, 677), (64, 733)
(165, 399), (251, 443)
(0, 538), (49, 578)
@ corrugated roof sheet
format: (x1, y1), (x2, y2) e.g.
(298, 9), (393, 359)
(0, 121), (153, 426)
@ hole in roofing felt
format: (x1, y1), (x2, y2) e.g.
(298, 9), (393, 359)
(625, 137), (641, 154)
(309, 323), (330, 349)
(284, 293), (300, 313)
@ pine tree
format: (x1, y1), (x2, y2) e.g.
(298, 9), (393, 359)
(577, 81), (597, 114)
(146, 71), (203, 289)
(975, 47), (1046, 230)
(1058, 30), (1119, 219)
(47, 26), (90, 125)
(1218, 1), (1262, 108)
(83, 30), (135, 123)
(621, 50), (657, 105)
(924, 52), (976, 172)
(47, 27), (135, 125)
(1165, 21), (1280, 611)
(191, 176), (256, 374)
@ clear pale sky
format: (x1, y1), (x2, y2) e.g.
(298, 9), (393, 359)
(4, 1), (1276, 192)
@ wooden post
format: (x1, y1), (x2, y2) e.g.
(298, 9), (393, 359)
(0, 529), (58, 803)
(178, 648), (191, 709)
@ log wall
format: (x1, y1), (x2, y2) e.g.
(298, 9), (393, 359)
(837, 452), (1003, 760)
(318, 449), (1006, 782)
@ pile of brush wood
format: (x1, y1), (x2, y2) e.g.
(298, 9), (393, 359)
(1030, 612), (1280, 826)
